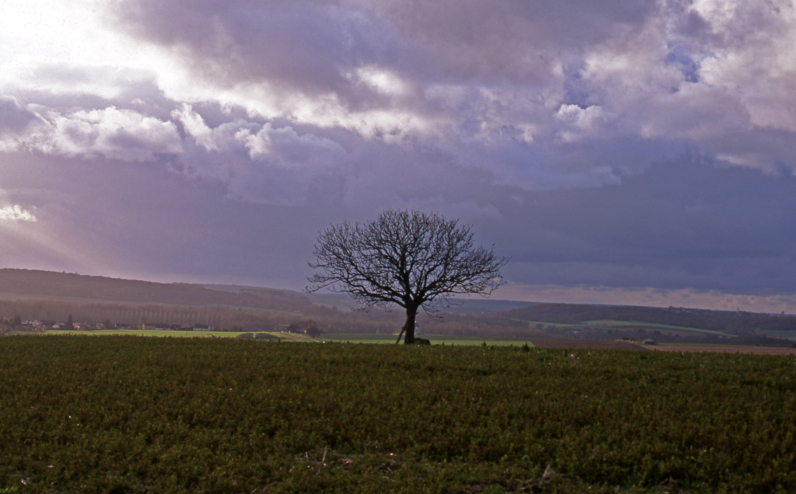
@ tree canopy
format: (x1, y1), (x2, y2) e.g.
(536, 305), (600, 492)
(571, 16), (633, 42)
(307, 210), (507, 344)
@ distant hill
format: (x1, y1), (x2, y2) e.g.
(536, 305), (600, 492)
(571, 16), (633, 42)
(3, 268), (794, 338)
(0, 269), (534, 331)
(502, 303), (796, 334)
(439, 299), (539, 315)
(0, 269), (312, 311)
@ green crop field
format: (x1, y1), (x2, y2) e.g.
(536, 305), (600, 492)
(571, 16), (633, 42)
(43, 330), (313, 341)
(1, 336), (795, 493)
(45, 329), (248, 338)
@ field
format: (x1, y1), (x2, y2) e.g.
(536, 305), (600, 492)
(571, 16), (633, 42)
(2, 336), (796, 493)
(517, 319), (737, 340)
(321, 333), (537, 346)
(528, 339), (644, 351)
(41, 330), (536, 346)
(652, 344), (796, 355)
(45, 329), (249, 338)
(761, 330), (796, 341)
(43, 330), (315, 342)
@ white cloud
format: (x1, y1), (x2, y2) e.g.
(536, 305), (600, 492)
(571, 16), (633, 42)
(556, 105), (606, 130)
(0, 205), (36, 222)
(350, 66), (409, 96)
(172, 104), (219, 152)
(236, 124), (345, 167)
(172, 105), (347, 204)
(5, 106), (182, 161)
(173, 104), (346, 166)
(555, 104), (608, 142)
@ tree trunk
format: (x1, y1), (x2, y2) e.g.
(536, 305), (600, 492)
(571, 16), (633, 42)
(403, 307), (417, 344)
(394, 323), (406, 344)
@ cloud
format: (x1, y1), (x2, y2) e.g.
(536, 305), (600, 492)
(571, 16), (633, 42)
(4, 0), (794, 197)
(0, 204), (37, 222)
(554, 104), (609, 142)
(2, 106), (182, 161)
(171, 104), (347, 204)
(495, 156), (796, 295)
(0, 96), (37, 133)
(1, 0), (796, 308)
(98, 0), (795, 190)
(579, 0), (796, 167)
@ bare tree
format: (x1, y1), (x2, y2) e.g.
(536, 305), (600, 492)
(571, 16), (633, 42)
(306, 210), (508, 344)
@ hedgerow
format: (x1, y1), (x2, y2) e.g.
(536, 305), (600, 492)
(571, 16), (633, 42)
(1, 336), (795, 493)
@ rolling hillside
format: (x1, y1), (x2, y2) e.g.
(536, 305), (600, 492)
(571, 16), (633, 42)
(0, 269), (311, 311)
(1, 269), (794, 344)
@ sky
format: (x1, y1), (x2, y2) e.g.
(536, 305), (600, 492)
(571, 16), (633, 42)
(1, 0), (796, 313)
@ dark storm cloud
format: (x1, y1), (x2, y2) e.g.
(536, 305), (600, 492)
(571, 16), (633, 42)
(115, 0), (652, 89)
(115, 0), (406, 108)
(493, 157), (796, 295)
(3, 149), (792, 300)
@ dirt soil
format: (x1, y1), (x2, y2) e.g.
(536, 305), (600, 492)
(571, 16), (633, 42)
(531, 339), (647, 350)
(651, 345), (796, 355)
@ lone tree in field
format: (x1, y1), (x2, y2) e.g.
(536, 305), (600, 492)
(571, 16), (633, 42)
(307, 210), (508, 344)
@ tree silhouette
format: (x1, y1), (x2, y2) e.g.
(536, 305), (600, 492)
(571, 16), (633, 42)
(307, 210), (507, 344)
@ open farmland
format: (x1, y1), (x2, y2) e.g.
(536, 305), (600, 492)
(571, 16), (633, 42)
(651, 344), (796, 355)
(42, 330), (314, 342)
(528, 339), (646, 351)
(321, 333), (537, 346)
(2, 336), (796, 493)
(517, 319), (734, 336)
(44, 329), (253, 338)
(40, 330), (526, 346)
(3, 270), (795, 348)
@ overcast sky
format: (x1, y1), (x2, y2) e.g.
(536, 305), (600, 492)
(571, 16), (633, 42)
(1, 0), (795, 313)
